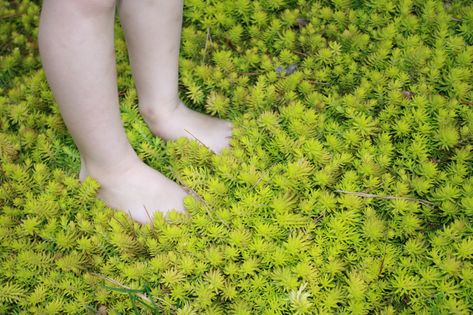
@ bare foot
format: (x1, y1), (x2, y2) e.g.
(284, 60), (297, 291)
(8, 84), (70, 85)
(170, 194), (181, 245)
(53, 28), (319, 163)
(140, 101), (233, 154)
(80, 157), (188, 224)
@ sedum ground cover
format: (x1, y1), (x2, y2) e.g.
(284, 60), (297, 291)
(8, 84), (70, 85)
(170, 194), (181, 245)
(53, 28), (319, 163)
(1, 0), (473, 313)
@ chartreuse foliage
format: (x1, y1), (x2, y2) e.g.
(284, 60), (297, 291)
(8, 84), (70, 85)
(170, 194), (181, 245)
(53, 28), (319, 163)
(1, 0), (473, 313)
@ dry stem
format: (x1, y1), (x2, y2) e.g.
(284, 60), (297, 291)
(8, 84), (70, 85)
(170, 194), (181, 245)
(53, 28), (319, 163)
(334, 189), (434, 207)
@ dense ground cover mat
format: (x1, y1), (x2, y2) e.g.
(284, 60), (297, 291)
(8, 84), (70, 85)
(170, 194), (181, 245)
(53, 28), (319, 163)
(1, 0), (473, 313)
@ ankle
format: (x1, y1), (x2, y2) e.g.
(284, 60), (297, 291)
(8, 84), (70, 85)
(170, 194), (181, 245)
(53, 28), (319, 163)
(80, 152), (141, 183)
(139, 98), (181, 122)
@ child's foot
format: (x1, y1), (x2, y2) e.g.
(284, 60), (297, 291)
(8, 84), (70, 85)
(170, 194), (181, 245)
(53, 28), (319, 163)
(140, 101), (233, 154)
(80, 157), (188, 224)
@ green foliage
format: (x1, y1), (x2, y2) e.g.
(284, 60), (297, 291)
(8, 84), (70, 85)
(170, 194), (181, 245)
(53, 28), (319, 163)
(1, 0), (472, 313)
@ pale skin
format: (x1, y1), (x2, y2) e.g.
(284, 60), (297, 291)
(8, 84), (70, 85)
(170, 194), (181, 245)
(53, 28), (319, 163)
(38, 0), (232, 224)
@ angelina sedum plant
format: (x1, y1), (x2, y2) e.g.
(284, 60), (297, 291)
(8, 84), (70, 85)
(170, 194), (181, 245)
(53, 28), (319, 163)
(1, 0), (473, 313)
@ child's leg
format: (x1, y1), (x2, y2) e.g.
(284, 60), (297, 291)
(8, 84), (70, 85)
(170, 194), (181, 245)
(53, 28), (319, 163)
(118, 0), (233, 154)
(39, 0), (186, 224)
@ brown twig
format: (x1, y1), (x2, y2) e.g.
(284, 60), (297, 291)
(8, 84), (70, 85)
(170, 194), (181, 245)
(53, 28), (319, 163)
(202, 27), (212, 64)
(334, 189), (434, 207)
(250, 161), (279, 190)
(142, 204), (156, 234)
(239, 71), (261, 76)
(167, 166), (229, 225)
(111, 215), (129, 231)
(183, 128), (213, 153)
(314, 212), (326, 224)
(91, 273), (152, 304)
(0, 13), (21, 19)
(304, 79), (332, 86)
(167, 166), (205, 201)
(294, 50), (308, 57)
(378, 246), (387, 277)
(167, 166), (230, 228)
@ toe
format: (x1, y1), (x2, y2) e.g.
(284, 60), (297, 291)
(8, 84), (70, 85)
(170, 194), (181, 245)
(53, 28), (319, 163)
(224, 121), (233, 138)
(226, 127), (233, 140)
